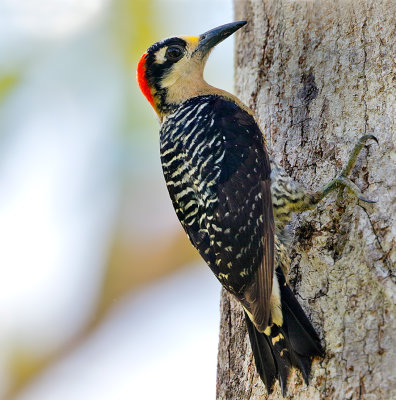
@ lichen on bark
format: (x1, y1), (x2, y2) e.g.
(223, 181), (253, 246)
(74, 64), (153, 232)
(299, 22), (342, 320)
(216, 1), (396, 399)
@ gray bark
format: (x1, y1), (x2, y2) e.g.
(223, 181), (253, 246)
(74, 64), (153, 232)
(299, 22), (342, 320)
(216, 1), (396, 399)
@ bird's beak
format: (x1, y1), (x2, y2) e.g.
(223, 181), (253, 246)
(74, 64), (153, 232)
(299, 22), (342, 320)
(193, 21), (247, 58)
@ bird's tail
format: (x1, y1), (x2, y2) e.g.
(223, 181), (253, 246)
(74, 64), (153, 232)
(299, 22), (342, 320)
(244, 267), (324, 396)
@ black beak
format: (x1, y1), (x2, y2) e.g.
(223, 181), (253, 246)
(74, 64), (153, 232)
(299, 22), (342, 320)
(193, 21), (247, 58)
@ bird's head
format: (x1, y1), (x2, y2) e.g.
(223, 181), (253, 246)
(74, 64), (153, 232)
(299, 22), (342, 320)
(137, 21), (247, 119)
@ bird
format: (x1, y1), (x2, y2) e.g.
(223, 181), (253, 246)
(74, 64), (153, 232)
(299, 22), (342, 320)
(137, 21), (377, 396)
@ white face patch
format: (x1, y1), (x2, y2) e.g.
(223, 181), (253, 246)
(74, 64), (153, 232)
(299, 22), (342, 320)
(160, 55), (192, 88)
(155, 47), (167, 64)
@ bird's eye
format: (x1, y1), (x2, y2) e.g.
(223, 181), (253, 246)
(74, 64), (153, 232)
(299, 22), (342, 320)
(165, 46), (184, 62)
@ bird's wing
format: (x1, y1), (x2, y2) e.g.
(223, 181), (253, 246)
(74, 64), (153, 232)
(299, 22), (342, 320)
(242, 180), (275, 331)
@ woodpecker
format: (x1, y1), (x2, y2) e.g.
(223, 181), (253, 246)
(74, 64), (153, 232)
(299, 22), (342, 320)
(137, 21), (377, 395)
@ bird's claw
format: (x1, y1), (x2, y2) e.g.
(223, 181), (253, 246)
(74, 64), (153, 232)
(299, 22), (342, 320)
(340, 135), (378, 178)
(358, 194), (377, 204)
(338, 135), (378, 203)
(334, 176), (377, 204)
(359, 134), (379, 146)
(313, 135), (378, 206)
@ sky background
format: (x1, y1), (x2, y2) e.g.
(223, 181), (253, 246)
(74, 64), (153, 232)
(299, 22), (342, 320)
(0, 0), (235, 399)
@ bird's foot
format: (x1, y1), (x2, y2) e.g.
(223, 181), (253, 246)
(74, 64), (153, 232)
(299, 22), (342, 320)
(312, 135), (378, 205)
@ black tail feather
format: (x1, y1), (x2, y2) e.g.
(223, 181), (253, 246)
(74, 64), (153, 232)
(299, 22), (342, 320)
(244, 312), (276, 392)
(244, 267), (324, 396)
(267, 324), (293, 395)
(276, 267), (325, 358)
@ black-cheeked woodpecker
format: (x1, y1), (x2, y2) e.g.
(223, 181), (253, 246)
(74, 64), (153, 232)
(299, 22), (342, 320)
(137, 21), (377, 395)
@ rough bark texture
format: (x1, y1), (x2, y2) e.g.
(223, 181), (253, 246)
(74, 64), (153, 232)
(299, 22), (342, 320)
(216, 1), (396, 399)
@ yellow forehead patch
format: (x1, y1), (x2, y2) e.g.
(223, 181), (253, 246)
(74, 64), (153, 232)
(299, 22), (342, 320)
(180, 35), (199, 50)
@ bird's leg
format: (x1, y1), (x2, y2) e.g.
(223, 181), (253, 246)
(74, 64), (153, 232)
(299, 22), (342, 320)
(271, 135), (377, 232)
(308, 134), (378, 207)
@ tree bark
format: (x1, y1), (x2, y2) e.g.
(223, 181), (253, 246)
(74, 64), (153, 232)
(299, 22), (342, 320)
(216, 1), (396, 399)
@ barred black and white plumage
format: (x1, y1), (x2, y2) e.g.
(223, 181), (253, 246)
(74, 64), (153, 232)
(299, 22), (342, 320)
(160, 95), (273, 299)
(137, 20), (376, 396)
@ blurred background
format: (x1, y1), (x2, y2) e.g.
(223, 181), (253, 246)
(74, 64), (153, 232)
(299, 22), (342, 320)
(0, 0), (235, 399)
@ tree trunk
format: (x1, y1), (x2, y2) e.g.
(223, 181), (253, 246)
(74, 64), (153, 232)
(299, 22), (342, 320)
(216, 1), (396, 399)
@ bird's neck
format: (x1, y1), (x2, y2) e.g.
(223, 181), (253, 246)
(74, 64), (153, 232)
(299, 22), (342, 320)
(155, 79), (251, 123)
